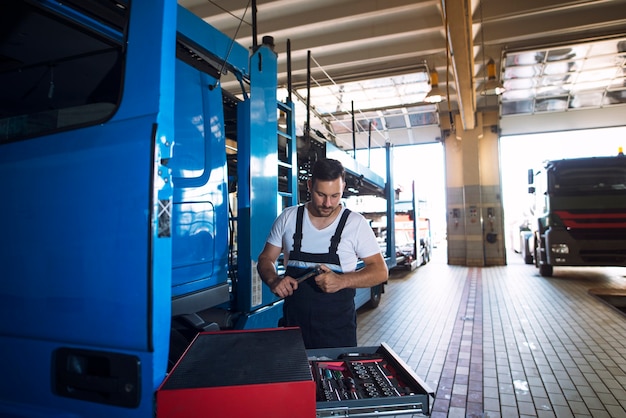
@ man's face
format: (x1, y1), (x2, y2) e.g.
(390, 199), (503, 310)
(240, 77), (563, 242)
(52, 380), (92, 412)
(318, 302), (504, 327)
(308, 177), (345, 217)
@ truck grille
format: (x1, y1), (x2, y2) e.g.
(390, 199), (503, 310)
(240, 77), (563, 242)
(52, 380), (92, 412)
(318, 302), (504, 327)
(569, 228), (626, 241)
(579, 249), (626, 264)
(554, 210), (626, 229)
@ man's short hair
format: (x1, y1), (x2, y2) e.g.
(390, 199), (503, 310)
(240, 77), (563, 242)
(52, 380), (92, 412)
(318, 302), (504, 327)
(311, 158), (346, 183)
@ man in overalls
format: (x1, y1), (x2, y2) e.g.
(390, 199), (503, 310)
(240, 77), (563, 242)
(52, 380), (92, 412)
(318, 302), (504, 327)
(257, 158), (389, 349)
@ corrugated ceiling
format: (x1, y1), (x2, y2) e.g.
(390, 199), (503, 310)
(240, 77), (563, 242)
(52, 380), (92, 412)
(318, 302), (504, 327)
(179, 0), (626, 149)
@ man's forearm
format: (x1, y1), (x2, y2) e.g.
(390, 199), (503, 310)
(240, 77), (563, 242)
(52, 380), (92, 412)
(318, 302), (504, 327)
(257, 258), (281, 289)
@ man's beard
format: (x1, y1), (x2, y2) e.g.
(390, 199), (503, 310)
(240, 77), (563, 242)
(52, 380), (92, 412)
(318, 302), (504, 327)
(312, 204), (336, 217)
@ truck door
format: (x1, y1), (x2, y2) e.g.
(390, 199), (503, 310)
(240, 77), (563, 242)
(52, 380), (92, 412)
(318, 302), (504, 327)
(169, 54), (230, 315)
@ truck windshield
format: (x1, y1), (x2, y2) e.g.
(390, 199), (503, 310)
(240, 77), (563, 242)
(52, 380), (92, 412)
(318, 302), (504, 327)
(0, 1), (128, 144)
(550, 165), (626, 195)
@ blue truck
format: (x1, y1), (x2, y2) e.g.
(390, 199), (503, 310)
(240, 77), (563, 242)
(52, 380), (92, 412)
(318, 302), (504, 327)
(0, 2), (400, 417)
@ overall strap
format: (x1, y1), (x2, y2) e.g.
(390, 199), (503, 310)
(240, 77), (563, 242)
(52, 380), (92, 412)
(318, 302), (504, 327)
(329, 209), (351, 254)
(292, 204), (306, 253)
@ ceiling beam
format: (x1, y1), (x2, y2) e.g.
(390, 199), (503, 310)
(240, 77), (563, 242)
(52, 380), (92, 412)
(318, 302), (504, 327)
(442, 0), (476, 130)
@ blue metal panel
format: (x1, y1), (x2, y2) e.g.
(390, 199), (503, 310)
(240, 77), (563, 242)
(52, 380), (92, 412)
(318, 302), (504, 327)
(236, 44), (281, 315)
(0, 0), (176, 416)
(385, 143), (397, 268)
(0, 119), (155, 347)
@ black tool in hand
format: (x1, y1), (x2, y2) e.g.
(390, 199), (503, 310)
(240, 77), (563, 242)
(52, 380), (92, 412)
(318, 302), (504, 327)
(293, 265), (323, 284)
(274, 266), (322, 298)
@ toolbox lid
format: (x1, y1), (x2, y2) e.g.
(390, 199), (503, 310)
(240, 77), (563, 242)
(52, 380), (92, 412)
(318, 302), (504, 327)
(161, 327), (312, 390)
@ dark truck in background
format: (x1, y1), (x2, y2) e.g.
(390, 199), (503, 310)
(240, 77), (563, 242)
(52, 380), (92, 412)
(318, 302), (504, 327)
(524, 151), (626, 276)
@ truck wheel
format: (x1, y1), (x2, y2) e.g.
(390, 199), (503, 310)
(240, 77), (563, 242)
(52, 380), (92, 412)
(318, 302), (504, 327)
(521, 233), (533, 264)
(539, 264), (553, 277)
(366, 285), (382, 309)
(523, 252), (533, 265)
(534, 238), (541, 268)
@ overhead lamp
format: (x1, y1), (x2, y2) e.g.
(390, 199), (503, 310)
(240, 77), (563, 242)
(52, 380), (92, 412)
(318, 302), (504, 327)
(480, 58), (506, 96)
(278, 110), (287, 128)
(424, 70), (446, 103)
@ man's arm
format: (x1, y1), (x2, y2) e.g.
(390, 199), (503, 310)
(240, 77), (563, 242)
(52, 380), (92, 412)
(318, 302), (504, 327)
(257, 242), (299, 298)
(314, 252), (388, 294)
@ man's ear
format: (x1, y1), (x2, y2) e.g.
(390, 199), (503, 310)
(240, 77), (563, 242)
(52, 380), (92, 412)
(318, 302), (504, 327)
(307, 178), (312, 192)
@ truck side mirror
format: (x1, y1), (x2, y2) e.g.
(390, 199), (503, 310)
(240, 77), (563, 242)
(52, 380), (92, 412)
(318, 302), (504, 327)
(528, 186), (535, 194)
(527, 168), (534, 185)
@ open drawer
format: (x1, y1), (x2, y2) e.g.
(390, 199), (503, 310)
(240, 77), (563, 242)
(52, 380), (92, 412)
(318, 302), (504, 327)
(307, 343), (434, 417)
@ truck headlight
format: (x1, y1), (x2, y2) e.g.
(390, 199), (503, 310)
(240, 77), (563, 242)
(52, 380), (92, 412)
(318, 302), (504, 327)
(551, 244), (569, 254)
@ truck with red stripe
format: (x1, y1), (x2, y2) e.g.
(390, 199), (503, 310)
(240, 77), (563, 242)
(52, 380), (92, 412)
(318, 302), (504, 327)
(525, 150), (626, 276)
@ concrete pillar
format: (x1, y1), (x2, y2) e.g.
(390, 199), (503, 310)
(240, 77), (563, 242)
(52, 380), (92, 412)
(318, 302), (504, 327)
(445, 111), (506, 266)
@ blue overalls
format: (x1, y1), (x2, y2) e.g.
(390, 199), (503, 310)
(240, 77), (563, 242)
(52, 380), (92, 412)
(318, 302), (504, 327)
(283, 205), (357, 349)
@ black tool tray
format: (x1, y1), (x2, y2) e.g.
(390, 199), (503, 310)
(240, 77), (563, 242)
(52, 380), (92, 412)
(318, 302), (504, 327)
(307, 343), (434, 417)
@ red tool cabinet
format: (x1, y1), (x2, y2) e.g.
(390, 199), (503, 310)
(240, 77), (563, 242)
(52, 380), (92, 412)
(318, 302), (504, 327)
(156, 328), (433, 417)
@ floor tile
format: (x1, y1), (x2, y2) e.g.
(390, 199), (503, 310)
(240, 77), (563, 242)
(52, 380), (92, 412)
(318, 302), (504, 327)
(356, 244), (626, 417)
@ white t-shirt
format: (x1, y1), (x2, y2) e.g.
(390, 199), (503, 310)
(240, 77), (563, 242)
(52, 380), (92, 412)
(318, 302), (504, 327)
(266, 205), (381, 272)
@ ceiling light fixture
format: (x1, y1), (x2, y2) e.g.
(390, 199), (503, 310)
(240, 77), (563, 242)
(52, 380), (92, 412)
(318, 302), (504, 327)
(480, 58), (506, 96)
(424, 69), (446, 103)
(477, 1), (505, 98)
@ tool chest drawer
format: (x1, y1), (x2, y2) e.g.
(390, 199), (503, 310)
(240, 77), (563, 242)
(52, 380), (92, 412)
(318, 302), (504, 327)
(307, 343), (434, 417)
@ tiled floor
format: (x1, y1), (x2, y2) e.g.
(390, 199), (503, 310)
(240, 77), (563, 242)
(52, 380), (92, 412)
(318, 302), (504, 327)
(356, 243), (626, 418)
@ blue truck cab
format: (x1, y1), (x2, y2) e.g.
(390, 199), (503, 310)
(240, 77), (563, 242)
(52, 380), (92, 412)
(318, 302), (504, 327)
(0, 2), (398, 417)
(0, 1), (285, 416)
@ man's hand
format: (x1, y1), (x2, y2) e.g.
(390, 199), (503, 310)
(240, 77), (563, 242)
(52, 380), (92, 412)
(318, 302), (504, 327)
(314, 265), (346, 293)
(271, 276), (299, 298)
(314, 252), (388, 293)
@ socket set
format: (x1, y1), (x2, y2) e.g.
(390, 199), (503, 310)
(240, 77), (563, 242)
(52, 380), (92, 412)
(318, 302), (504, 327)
(311, 356), (412, 402)
(307, 344), (434, 417)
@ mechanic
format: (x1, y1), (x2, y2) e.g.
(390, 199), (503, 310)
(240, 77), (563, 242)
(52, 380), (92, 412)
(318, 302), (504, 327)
(257, 158), (388, 349)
